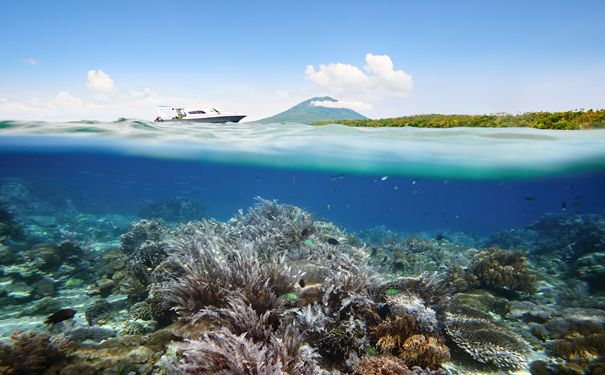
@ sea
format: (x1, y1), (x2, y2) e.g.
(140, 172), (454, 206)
(1, 119), (605, 374)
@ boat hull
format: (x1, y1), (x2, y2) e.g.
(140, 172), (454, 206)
(158, 115), (246, 124)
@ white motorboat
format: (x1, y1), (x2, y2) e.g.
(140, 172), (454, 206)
(154, 106), (246, 123)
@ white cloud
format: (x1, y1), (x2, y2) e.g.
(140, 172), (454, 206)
(311, 99), (372, 112)
(87, 69), (116, 92)
(22, 58), (40, 65)
(305, 53), (413, 105)
(54, 91), (83, 107)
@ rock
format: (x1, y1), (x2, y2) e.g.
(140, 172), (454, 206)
(65, 326), (117, 342)
(19, 296), (62, 316)
(26, 243), (63, 271)
(85, 299), (115, 326)
(509, 300), (559, 323)
(576, 251), (605, 291)
(97, 278), (115, 298)
(31, 275), (56, 298)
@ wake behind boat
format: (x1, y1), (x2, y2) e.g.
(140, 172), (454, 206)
(154, 106), (246, 123)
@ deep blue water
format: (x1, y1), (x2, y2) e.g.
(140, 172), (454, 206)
(1, 151), (604, 235)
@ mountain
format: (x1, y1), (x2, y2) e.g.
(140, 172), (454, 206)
(256, 97), (368, 124)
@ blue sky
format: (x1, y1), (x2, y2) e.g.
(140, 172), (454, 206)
(1, 0), (604, 121)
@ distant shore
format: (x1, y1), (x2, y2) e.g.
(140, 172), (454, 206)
(313, 109), (605, 130)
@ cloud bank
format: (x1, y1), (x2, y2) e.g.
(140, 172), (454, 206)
(305, 53), (413, 112)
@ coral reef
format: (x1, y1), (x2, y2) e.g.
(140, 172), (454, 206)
(469, 247), (536, 293)
(139, 197), (205, 223)
(0, 202), (24, 243)
(0, 330), (71, 374)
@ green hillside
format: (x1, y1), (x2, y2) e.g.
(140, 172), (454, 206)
(313, 109), (605, 130)
(256, 97), (367, 124)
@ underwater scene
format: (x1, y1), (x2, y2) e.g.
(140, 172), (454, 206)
(1, 121), (605, 375)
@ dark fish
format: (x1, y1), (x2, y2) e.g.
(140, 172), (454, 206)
(371, 247), (377, 256)
(525, 196), (536, 201)
(435, 233), (445, 241)
(330, 173), (345, 181)
(298, 279), (305, 288)
(378, 304), (391, 319)
(327, 238), (339, 245)
(382, 255), (388, 263)
(561, 202), (567, 211)
(301, 228), (310, 237)
(45, 308), (76, 325)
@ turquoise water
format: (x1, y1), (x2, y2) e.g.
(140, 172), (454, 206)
(1, 120), (605, 374)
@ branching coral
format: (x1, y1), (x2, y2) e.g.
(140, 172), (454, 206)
(352, 354), (414, 375)
(167, 328), (321, 375)
(193, 292), (275, 343)
(398, 334), (450, 369)
(164, 234), (299, 320)
(0, 331), (71, 374)
(373, 316), (418, 353)
(546, 333), (605, 367)
(470, 247), (536, 293)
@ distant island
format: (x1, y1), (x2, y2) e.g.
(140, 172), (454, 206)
(256, 96), (367, 123)
(313, 109), (605, 130)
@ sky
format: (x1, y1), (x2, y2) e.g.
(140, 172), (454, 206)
(0, 0), (604, 121)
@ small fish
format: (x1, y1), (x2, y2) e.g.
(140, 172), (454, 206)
(45, 308), (76, 325)
(525, 196), (536, 201)
(255, 176), (261, 182)
(411, 179), (417, 185)
(393, 185), (400, 190)
(561, 202), (567, 212)
(380, 176), (389, 181)
(382, 255), (388, 263)
(326, 203), (331, 210)
(330, 173), (346, 181)
(435, 233), (445, 241)
(378, 304), (391, 319)
(292, 176), (296, 184)
(327, 238), (339, 245)
(443, 180), (449, 184)
(298, 279), (306, 288)
(371, 247), (377, 256)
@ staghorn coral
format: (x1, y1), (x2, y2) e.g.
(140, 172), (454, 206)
(445, 309), (530, 369)
(470, 247), (536, 293)
(167, 328), (321, 374)
(352, 354), (413, 375)
(397, 334), (450, 370)
(0, 331), (71, 374)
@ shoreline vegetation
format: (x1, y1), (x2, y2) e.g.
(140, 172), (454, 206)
(313, 109), (605, 130)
